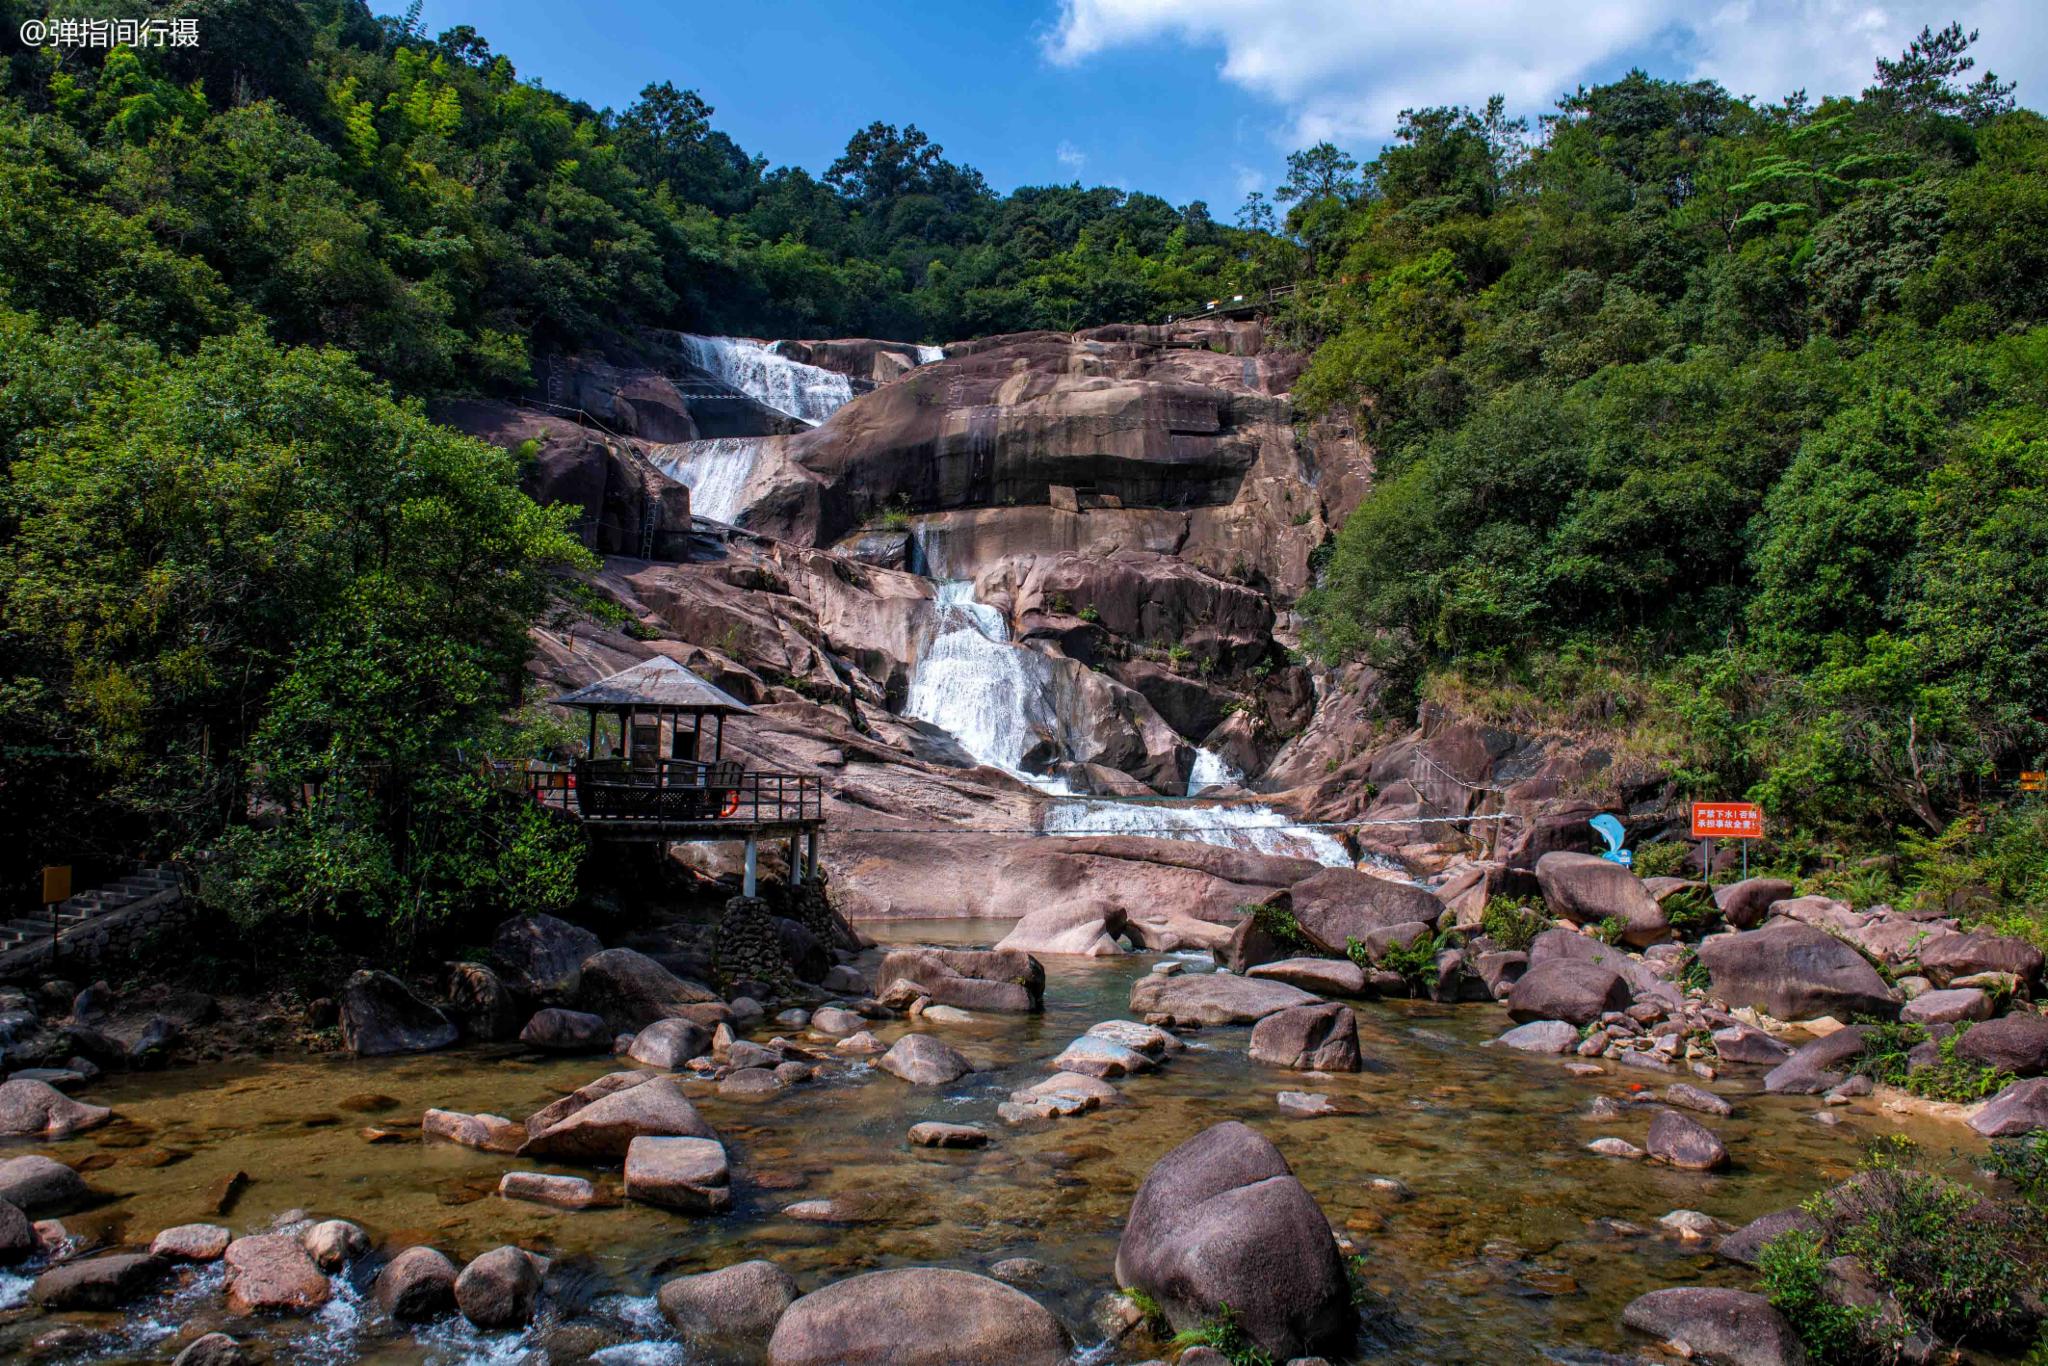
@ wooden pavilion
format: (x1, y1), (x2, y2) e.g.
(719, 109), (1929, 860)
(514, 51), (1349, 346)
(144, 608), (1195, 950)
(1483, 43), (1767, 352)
(525, 655), (823, 895)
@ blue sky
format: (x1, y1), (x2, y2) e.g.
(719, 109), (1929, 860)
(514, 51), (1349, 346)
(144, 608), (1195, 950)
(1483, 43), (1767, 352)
(413, 0), (2048, 214)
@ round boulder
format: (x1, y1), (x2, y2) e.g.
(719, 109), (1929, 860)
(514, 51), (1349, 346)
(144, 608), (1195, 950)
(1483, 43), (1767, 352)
(223, 1233), (330, 1315)
(1114, 1120), (1352, 1358)
(0, 1155), (86, 1214)
(1620, 1287), (1804, 1366)
(627, 1017), (712, 1069)
(372, 1245), (458, 1322)
(1696, 923), (1897, 1022)
(0, 1078), (111, 1138)
(338, 970), (457, 1057)
(455, 1245), (544, 1329)
(659, 1260), (799, 1350)
(518, 1007), (612, 1053)
(1248, 1003), (1362, 1072)
(1534, 853), (1670, 947)
(1955, 1012), (2048, 1077)
(766, 1267), (1069, 1366)
(879, 1034), (973, 1086)
(1647, 1109), (1729, 1171)
(1507, 959), (1629, 1026)
(490, 912), (602, 999)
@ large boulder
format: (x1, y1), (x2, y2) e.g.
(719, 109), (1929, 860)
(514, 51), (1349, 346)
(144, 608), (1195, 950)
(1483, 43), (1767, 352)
(878, 1034), (973, 1086)
(1972, 1077), (2048, 1137)
(627, 1017), (713, 1069)
(0, 1154), (86, 1213)
(1286, 869), (1444, 956)
(491, 913), (602, 999)
(660, 1260), (799, 1351)
(1763, 1028), (1868, 1095)
(455, 1246), (544, 1329)
(1527, 926), (1675, 1005)
(1621, 1287), (1806, 1366)
(1719, 1209), (1822, 1267)
(995, 903), (1130, 957)
(1128, 972), (1319, 1026)
(1955, 1012), (2048, 1077)
(524, 1070), (658, 1137)
(0, 1199), (36, 1264)
(576, 948), (720, 1031)
(518, 1008), (612, 1052)
(1246, 956), (1367, 996)
(766, 1267), (1069, 1366)
(1248, 1003), (1362, 1072)
(0, 1077), (111, 1138)
(1696, 923), (1897, 1021)
(1506, 960), (1629, 1026)
(1491, 1020), (1579, 1054)
(519, 1076), (716, 1161)
(625, 1136), (731, 1212)
(1919, 932), (2043, 988)
(1713, 878), (1796, 931)
(445, 961), (520, 1040)
(223, 1233), (331, 1315)
(875, 947), (1045, 1012)
(33, 1252), (171, 1310)
(338, 970), (457, 1057)
(1115, 1121), (1352, 1358)
(372, 1246), (458, 1322)
(1534, 853), (1670, 947)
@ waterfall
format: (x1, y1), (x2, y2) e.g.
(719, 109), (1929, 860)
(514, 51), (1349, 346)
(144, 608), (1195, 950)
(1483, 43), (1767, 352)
(906, 582), (1069, 782)
(677, 335), (852, 425)
(902, 578), (1355, 868)
(916, 344), (946, 365)
(1185, 747), (1243, 797)
(651, 438), (763, 524)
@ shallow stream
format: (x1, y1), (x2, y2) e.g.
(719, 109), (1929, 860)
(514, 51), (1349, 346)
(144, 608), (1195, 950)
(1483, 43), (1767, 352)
(0, 921), (1994, 1364)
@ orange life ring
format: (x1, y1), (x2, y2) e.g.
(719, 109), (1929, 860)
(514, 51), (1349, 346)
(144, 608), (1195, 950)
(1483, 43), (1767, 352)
(720, 791), (741, 818)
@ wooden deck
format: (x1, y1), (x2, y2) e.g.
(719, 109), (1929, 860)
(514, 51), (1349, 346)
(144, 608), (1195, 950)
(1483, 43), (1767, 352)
(521, 760), (823, 842)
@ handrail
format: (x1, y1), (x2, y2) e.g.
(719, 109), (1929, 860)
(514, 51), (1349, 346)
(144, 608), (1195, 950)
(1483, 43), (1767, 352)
(521, 760), (823, 826)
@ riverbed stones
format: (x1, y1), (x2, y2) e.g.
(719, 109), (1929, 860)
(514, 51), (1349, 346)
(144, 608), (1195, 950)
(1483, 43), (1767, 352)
(875, 947), (1046, 1012)
(576, 948), (720, 1031)
(835, 1029), (885, 1055)
(995, 903), (1129, 957)
(626, 1017), (713, 1069)
(879, 1033), (972, 1085)
(372, 1245), (458, 1321)
(1919, 931), (2044, 988)
(519, 1008), (611, 1052)
(1249, 1003), (1362, 1072)
(1115, 1121), (1351, 1358)
(1971, 1076), (2048, 1136)
(519, 1075), (716, 1161)
(1246, 957), (1367, 996)
(1647, 1109), (1729, 1171)
(1011, 1071), (1120, 1114)
(0, 1155), (85, 1213)
(908, 1121), (989, 1148)
(1713, 878), (1797, 930)
(1718, 1209), (1821, 1267)
(766, 1267), (1069, 1366)
(33, 1251), (170, 1310)
(1128, 971), (1318, 1026)
(808, 1006), (866, 1036)
(302, 1219), (368, 1271)
(1899, 987), (1993, 1025)
(1711, 1022), (1795, 1065)
(1284, 869), (1443, 954)
(1763, 1028), (1868, 1095)
(1697, 923), (1898, 1022)
(1956, 1011), (2048, 1076)
(625, 1136), (731, 1212)
(0, 1077), (110, 1138)
(455, 1245), (545, 1329)
(498, 1171), (599, 1209)
(336, 970), (457, 1058)
(1663, 1083), (1733, 1118)
(1620, 1287), (1804, 1366)
(1587, 1138), (1644, 1159)
(0, 1199), (32, 1264)
(719, 1067), (787, 1099)
(1051, 1034), (1158, 1078)
(660, 1259), (799, 1350)
(521, 1070), (656, 1138)
(1491, 1020), (1579, 1054)
(224, 1232), (331, 1314)
(1277, 1090), (1337, 1117)
(171, 1333), (251, 1366)
(423, 1107), (523, 1152)
(1507, 959), (1630, 1026)
(1086, 1019), (1183, 1056)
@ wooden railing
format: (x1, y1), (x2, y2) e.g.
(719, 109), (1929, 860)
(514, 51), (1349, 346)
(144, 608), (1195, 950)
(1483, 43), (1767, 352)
(520, 759), (822, 826)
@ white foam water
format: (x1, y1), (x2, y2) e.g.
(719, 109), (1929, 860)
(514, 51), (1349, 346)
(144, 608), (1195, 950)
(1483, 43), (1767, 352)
(678, 335), (851, 425)
(651, 437), (764, 524)
(1184, 747), (1243, 796)
(906, 581), (1068, 783)
(1042, 797), (1353, 866)
(916, 344), (946, 364)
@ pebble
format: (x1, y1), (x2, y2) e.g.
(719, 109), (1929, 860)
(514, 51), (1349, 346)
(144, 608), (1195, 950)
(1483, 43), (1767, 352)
(1150, 961), (1184, 976)
(1586, 1138), (1644, 1160)
(908, 1122), (990, 1149)
(1277, 1091), (1337, 1117)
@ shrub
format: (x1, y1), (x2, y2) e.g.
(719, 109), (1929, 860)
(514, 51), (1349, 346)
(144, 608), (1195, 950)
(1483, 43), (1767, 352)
(1988, 1131), (2048, 1207)
(1852, 1019), (2013, 1102)
(1633, 840), (1691, 879)
(1588, 916), (1628, 945)
(1756, 1228), (1878, 1365)
(1479, 896), (1547, 952)
(1169, 1305), (1277, 1366)
(1249, 900), (1310, 952)
(1357, 928), (1454, 993)
(1078, 605), (1101, 623)
(1661, 884), (1720, 938)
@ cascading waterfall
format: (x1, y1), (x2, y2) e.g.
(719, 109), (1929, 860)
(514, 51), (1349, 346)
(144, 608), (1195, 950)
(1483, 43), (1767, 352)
(1185, 747), (1243, 797)
(916, 344), (946, 364)
(902, 573), (1351, 866)
(677, 335), (852, 425)
(651, 438), (763, 524)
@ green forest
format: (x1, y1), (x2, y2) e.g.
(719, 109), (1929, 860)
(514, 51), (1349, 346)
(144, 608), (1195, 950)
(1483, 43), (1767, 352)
(1286, 26), (2048, 924)
(0, 2), (2043, 953)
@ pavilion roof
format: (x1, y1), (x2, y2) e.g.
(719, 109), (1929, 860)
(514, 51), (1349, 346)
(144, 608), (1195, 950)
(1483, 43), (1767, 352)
(548, 654), (755, 714)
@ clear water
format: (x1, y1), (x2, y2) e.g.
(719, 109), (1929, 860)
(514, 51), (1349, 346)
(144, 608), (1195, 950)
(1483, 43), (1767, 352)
(649, 437), (764, 524)
(4, 922), (1997, 1363)
(676, 336), (852, 426)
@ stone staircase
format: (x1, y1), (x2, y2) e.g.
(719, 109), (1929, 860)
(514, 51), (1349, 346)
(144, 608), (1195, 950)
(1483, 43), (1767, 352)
(0, 865), (183, 954)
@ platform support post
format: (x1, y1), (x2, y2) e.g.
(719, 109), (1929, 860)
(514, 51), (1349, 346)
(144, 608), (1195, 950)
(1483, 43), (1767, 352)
(790, 833), (804, 885)
(743, 832), (758, 898)
(806, 830), (819, 879)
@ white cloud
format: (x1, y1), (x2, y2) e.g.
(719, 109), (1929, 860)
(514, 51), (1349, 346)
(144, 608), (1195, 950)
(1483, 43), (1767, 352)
(1044, 0), (2046, 153)
(1056, 139), (1089, 171)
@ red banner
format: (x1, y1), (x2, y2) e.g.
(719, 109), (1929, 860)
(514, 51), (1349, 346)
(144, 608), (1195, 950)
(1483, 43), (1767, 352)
(1691, 802), (1763, 839)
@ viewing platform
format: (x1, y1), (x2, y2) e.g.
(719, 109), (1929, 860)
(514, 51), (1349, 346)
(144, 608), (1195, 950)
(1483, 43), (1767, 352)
(523, 655), (823, 894)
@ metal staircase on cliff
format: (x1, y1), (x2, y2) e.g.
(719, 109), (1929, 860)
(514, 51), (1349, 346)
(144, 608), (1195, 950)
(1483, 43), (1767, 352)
(0, 865), (183, 954)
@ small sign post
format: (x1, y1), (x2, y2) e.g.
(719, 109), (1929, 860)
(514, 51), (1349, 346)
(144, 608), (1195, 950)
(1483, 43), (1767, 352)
(1691, 803), (1763, 878)
(39, 866), (70, 968)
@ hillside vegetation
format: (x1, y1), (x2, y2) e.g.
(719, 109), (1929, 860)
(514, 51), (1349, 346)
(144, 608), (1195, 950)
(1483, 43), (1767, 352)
(1285, 27), (2048, 923)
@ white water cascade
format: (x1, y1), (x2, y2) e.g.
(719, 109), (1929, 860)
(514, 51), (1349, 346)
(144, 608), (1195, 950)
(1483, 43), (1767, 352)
(651, 438), (764, 524)
(1184, 747), (1244, 797)
(677, 335), (852, 425)
(916, 344), (946, 365)
(903, 576), (1351, 866)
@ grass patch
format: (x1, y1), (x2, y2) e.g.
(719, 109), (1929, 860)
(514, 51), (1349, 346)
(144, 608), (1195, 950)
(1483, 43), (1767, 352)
(1479, 896), (1547, 952)
(1756, 1228), (1877, 1365)
(1852, 1019), (2013, 1103)
(1355, 928), (1455, 994)
(1169, 1305), (1276, 1366)
(1249, 901), (1310, 953)
(1587, 916), (1627, 946)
